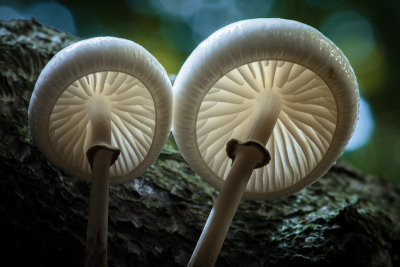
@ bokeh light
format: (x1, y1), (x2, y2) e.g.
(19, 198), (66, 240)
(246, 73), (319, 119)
(0, 6), (24, 20)
(321, 11), (375, 67)
(25, 2), (76, 34)
(148, 0), (275, 41)
(0, 1), (76, 34)
(345, 97), (375, 151)
(305, 0), (345, 9)
(150, 0), (202, 18)
(1, 0), (399, 183)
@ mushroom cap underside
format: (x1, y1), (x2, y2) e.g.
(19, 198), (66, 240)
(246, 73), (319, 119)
(28, 37), (173, 184)
(173, 18), (359, 200)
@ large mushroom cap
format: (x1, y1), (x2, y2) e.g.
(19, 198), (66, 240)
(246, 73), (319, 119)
(29, 37), (173, 184)
(173, 18), (359, 200)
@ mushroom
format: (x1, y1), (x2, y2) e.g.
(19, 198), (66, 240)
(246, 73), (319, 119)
(172, 18), (359, 266)
(28, 37), (173, 266)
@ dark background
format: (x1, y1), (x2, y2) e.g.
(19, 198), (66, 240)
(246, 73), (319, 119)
(1, 0), (399, 183)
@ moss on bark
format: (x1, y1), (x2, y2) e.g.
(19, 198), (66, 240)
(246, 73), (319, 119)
(0, 19), (399, 267)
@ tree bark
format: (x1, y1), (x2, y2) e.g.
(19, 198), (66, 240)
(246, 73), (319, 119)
(0, 19), (399, 267)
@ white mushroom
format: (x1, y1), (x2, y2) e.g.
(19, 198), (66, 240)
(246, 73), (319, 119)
(28, 37), (173, 267)
(172, 18), (359, 266)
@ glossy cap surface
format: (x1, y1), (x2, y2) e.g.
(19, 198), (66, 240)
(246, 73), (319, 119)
(173, 19), (359, 199)
(29, 37), (173, 184)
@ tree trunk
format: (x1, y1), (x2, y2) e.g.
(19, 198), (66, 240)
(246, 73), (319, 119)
(0, 19), (399, 267)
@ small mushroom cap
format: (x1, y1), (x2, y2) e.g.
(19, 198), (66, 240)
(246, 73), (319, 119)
(173, 19), (359, 200)
(29, 37), (173, 184)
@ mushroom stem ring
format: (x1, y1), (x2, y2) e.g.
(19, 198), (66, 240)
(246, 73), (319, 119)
(85, 148), (115, 266)
(28, 37), (173, 267)
(189, 90), (280, 265)
(173, 19), (358, 266)
(85, 95), (120, 266)
(86, 95), (120, 169)
(189, 142), (269, 266)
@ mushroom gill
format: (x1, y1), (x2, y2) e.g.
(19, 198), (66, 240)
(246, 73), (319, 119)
(196, 60), (337, 194)
(49, 71), (155, 178)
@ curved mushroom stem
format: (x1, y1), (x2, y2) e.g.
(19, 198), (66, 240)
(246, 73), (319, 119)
(85, 96), (119, 267)
(188, 89), (282, 267)
(244, 88), (282, 144)
(85, 148), (113, 267)
(188, 144), (267, 266)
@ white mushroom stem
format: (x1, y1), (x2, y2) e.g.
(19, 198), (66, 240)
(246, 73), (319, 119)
(188, 89), (282, 267)
(86, 148), (112, 267)
(85, 95), (119, 267)
(245, 88), (282, 144)
(88, 95), (112, 146)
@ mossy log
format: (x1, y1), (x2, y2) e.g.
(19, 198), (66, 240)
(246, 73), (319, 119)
(0, 19), (399, 267)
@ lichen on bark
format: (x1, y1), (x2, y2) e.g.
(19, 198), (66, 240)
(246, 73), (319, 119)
(0, 19), (399, 267)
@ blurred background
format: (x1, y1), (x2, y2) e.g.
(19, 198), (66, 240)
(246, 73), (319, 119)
(1, 0), (398, 183)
